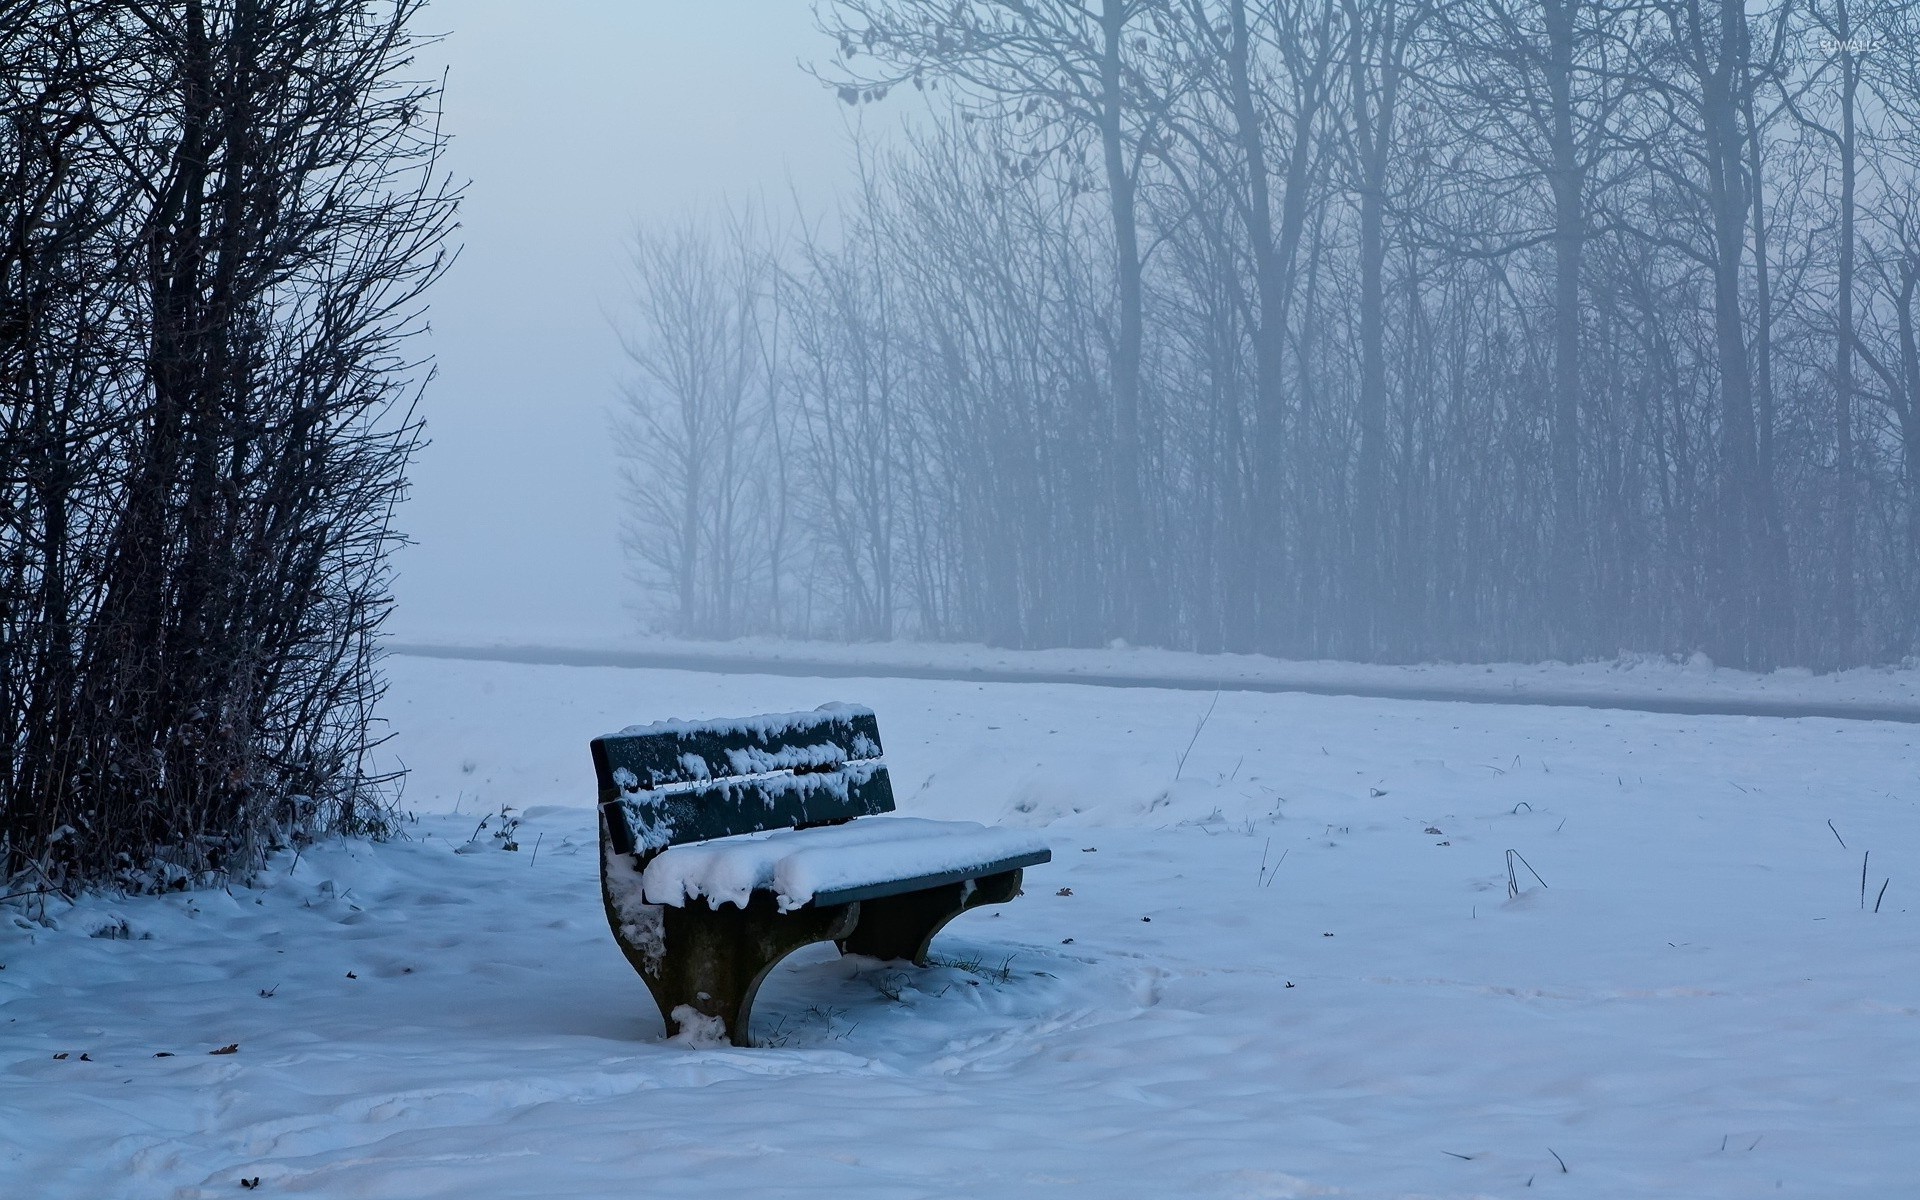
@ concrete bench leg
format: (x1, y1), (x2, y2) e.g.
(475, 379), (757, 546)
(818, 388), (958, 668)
(658, 895), (859, 1047)
(607, 885), (859, 1047)
(836, 868), (1024, 965)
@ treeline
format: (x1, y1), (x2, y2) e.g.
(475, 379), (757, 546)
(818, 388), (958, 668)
(0, 1), (454, 892)
(619, 0), (1920, 670)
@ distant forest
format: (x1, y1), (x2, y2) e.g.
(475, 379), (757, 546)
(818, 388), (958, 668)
(617, 0), (1920, 671)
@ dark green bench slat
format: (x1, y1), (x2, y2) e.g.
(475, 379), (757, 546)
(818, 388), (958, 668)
(592, 705), (883, 794)
(603, 762), (897, 854)
(810, 847), (1053, 907)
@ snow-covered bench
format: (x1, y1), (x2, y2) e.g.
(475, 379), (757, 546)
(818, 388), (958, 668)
(593, 704), (1051, 1045)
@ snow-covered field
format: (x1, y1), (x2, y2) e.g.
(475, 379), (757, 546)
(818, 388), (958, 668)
(5, 655), (1917, 1197)
(391, 630), (1920, 713)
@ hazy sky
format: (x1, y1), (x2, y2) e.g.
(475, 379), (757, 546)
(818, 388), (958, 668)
(391, 1), (856, 644)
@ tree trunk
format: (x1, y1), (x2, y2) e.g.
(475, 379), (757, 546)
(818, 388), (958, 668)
(1348, 0), (1397, 657)
(1546, 0), (1585, 656)
(1099, 0), (1156, 644)
(1226, 0), (1282, 652)
(1834, 6), (1858, 662)
(1701, 0), (1766, 667)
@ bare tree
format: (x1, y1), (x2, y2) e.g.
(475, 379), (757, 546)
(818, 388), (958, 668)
(614, 213), (777, 637)
(784, 169), (905, 640)
(1622, 0), (1794, 666)
(1430, 0), (1641, 653)
(1148, 0), (1343, 650)
(822, 0), (1171, 643)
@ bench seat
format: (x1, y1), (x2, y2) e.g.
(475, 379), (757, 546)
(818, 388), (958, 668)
(637, 816), (1052, 912)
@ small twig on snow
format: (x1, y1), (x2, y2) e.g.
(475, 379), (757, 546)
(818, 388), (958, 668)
(1506, 849), (1549, 899)
(1259, 847), (1288, 888)
(1174, 691), (1221, 780)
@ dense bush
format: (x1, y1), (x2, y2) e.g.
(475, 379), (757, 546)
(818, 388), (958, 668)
(0, 0), (456, 893)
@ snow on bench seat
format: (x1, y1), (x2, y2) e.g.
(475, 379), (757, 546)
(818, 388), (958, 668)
(638, 816), (1051, 913)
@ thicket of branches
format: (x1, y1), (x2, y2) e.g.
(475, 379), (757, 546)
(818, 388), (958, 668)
(620, 0), (1920, 671)
(0, 0), (455, 893)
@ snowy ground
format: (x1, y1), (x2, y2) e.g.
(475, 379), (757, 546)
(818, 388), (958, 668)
(4, 655), (1918, 1197)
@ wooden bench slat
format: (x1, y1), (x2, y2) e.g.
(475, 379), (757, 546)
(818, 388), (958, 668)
(592, 704), (883, 794)
(602, 762), (897, 854)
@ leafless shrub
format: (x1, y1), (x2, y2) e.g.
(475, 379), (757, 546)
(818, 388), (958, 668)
(1, 0), (458, 892)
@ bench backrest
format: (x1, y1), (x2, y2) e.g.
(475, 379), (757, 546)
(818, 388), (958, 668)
(592, 703), (895, 857)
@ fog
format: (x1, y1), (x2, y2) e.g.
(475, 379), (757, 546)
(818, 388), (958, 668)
(393, 1), (854, 644)
(399, 1), (1920, 671)
(6, 6), (1920, 1180)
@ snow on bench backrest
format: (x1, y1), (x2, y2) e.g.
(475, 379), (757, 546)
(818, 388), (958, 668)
(592, 704), (895, 854)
